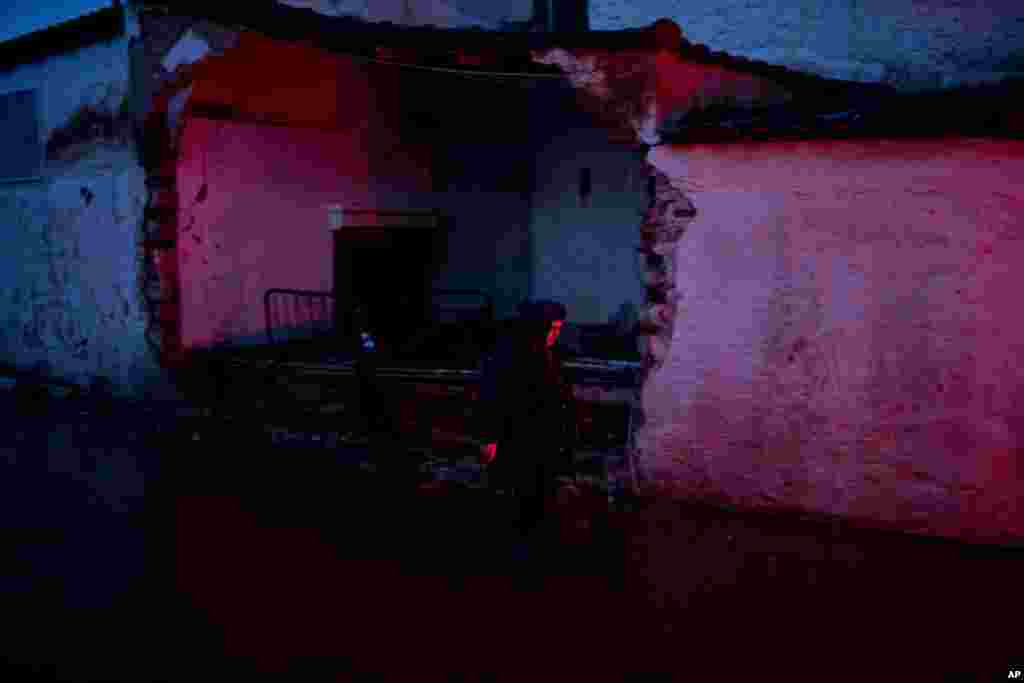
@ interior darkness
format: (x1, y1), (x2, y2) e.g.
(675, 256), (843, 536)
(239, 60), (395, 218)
(338, 228), (435, 347)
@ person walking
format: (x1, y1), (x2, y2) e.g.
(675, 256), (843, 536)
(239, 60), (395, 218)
(477, 299), (577, 563)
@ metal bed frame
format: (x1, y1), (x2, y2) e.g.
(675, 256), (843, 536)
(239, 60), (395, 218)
(263, 287), (495, 347)
(254, 285), (639, 495)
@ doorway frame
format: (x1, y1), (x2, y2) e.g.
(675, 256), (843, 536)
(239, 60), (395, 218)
(330, 209), (443, 340)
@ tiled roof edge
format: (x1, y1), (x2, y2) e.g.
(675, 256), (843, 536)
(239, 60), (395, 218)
(146, 2), (867, 87)
(659, 76), (1024, 144)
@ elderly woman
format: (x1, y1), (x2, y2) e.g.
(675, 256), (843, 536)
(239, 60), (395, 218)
(477, 299), (577, 544)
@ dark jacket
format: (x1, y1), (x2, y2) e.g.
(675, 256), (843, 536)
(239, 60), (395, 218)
(476, 319), (576, 470)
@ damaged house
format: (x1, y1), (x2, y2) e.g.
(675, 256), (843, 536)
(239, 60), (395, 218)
(0, 1), (156, 395)
(1, 0), (1023, 545)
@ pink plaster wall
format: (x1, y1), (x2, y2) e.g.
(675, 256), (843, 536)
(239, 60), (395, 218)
(643, 138), (1024, 543)
(176, 118), (372, 348)
(172, 38), (445, 352)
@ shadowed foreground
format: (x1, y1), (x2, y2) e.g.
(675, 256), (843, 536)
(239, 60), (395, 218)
(167, 442), (1021, 681)
(1, 398), (1020, 681)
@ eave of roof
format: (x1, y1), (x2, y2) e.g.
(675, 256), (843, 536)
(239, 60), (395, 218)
(147, 1), (859, 91)
(149, 1), (1023, 142)
(660, 77), (1024, 144)
(0, 3), (125, 69)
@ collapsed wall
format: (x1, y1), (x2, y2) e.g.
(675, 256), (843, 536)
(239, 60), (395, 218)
(534, 19), (1024, 544)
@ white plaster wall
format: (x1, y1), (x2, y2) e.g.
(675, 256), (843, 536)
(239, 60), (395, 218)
(0, 29), (162, 396)
(591, 0), (1024, 88)
(643, 139), (1024, 543)
(435, 189), (532, 321)
(431, 141), (533, 321)
(528, 86), (648, 324)
(530, 137), (648, 324)
(358, 66), (534, 321)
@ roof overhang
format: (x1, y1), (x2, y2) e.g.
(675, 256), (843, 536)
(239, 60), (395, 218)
(0, 1), (124, 68)
(144, 1), (651, 55)
(659, 78), (1024, 144)
(145, 3), (875, 103)
(0, 0), (118, 44)
(148, 2), (1023, 142)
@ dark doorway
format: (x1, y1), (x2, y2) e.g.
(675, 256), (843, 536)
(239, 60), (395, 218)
(333, 228), (435, 349)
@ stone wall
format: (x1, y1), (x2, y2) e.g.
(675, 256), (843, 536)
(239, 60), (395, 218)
(533, 40), (790, 146)
(590, 0), (1024, 89)
(641, 139), (1024, 544)
(0, 13), (168, 397)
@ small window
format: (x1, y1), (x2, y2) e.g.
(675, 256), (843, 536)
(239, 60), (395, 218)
(0, 88), (42, 183)
(579, 167), (592, 208)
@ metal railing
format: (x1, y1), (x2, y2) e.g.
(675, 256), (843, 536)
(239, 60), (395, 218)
(264, 288), (336, 346)
(264, 288), (495, 347)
